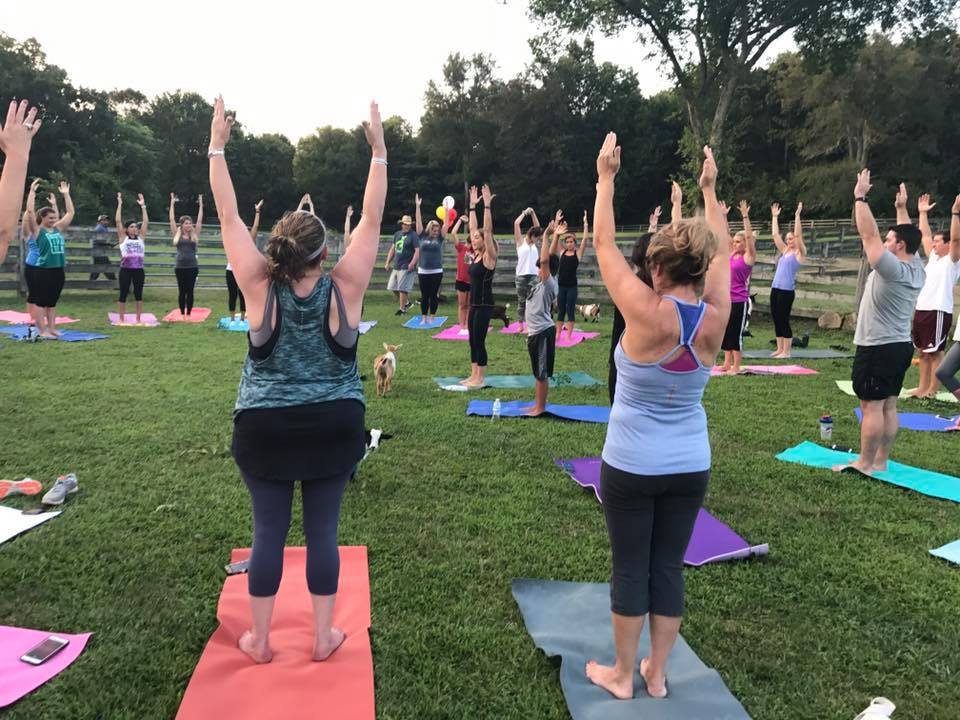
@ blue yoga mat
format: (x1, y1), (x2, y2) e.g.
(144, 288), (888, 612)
(776, 440), (960, 504)
(467, 400), (610, 423)
(403, 315), (447, 329)
(0, 325), (108, 342)
(218, 317), (249, 332)
(512, 578), (750, 719)
(855, 408), (959, 433)
(930, 540), (960, 566)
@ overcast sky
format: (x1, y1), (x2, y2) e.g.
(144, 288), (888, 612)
(1, 0), (792, 143)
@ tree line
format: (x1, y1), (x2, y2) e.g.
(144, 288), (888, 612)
(1, 29), (958, 232)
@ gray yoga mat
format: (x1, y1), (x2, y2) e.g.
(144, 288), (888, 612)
(742, 349), (851, 359)
(512, 578), (751, 720)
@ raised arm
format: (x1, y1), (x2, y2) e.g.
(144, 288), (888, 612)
(23, 178), (40, 239)
(468, 185), (479, 238)
(793, 202), (805, 261)
(699, 146), (731, 314)
(648, 205), (662, 233)
(670, 181), (682, 224)
(538, 216), (552, 282)
(449, 215), (464, 244)
(481, 183), (497, 268)
(514, 208), (527, 247)
(0, 100), (41, 264)
(137, 193), (148, 237)
(46, 191), (59, 217)
(169, 193), (177, 237)
(854, 169), (885, 267)
(951, 194), (960, 263)
(115, 192), (125, 243)
(342, 204), (352, 248)
(770, 203), (786, 254)
(414, 194), (423, 236)
(577, 210), (589, 259)
(250, 199), (263, 241)
(740, 200), (756, 265)
(330, 101), (388, 313)
(530, 209), (541, 228)
(895, 182), (910, 225)
(195, 194), (204, 237)
(917, 194), (935, 256)
(55, 181), (74, 231)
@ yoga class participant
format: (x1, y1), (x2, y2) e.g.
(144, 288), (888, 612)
(555, 211), (590, 342)
(343, 205), (353, 250)
(384, 198), (421, 315)
(514, 206), (542, 332)
(523, 218), (560, 415)
(449, 215), (471, 331)
(115, 192), (148, 325)
(462, 184), (498, 388)
(934, 197), (960, 428)
(209, 96), (386, 665)
(769, 200), (805, 358)
(170, 192), (204, 318)
(0, 99), (41, 265)
(226, 199), (262, 323)
(907, 192), (960, 397)
(586, 138), (731, 701)
(720, 200), (757, 374)
(29, 181), (74, 337)
(836, 170), (925, 474)
(417, 212), (447, 324)
(21, 179), (42, 318)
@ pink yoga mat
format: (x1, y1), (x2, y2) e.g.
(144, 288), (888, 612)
(0, 311), (79, 325)
(710, 364), (818, 376)
(0, 626), (92, 707)
(433, 325), (490, 341)
(163, 308), (211, 323)
(108, 313), (159, 327)
(556, 331), (599, 348)
(499, 322), (524, 334)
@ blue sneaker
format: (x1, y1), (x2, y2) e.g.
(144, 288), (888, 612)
(41, 473), (78, 505)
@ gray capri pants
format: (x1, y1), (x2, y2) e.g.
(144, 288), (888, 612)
(936, 342), (960, 393)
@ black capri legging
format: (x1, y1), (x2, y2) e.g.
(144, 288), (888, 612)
(468, 306), (493, 366)
(600, 461), (709, 617)
(770, 288), (795, 339)
(418, 272), (443, 316)
(721, 301), (747, 351)
(24, 264), (38, 305)
(936, 342), (960, 394)
(241, 468), (351, 597)
(175, 267), (199, 314)
(226, 269), (245, 313)
(118, 268), (145, 302)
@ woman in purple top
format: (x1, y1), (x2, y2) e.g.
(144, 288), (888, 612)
(720, 200), (757, 373)
(769, 201), (805, 358)
(115, 192), (148, 325)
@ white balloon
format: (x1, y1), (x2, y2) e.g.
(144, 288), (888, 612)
(443, 195), (455, 209)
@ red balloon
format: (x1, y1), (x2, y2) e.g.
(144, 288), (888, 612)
(446, 208), (458, 223)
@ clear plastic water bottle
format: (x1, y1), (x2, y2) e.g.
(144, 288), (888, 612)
(492, 398), (501, 421)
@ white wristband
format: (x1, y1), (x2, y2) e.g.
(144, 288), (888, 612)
(372, 157), (388, 166)
(208, 149), (225, 158)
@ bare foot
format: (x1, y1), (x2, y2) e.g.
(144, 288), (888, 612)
(238, 630), (272, 664)
(640, 657), (667, 698)
(523, 405), (546, 417)
(719, 365), (732, 374)
(585, 660), (633, 699)
(313, 626), (346, 661)
(731, 367), (743, 375)
(832, 461), (874, 476)
(770, 352), (783, 358)
(779, 353), (791, 359)
(458, 376), (476, 385)
(50, 328), (63, 337)
(904, 387), (923, 397)
(39, 332), (57, 338)
(463, 379), (485, 388)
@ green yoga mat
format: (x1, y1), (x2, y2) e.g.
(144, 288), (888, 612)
(433, 371), (601, 390)
(776, 441), (960, 504)
(835, 380), (957, 404)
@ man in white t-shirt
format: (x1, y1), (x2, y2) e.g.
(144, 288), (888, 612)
(934, 195), (960, 428)
(907, 192), (960, 398)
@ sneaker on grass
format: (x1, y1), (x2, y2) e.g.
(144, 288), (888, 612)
(41, 473), (79, 506)
(0, 478), (43, 500)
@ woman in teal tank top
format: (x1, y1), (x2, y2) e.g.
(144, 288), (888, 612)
(22, 180), (74, 337)
(209, 96), (388, 665)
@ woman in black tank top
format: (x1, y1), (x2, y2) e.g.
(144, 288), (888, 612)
(461, 184), (499, 388)
(554, 211), (590, 342)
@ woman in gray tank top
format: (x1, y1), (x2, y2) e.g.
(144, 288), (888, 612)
(208, 96), (388, 665)
(170, 192), (204, 318)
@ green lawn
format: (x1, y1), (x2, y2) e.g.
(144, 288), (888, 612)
(1, 288), (958, 720)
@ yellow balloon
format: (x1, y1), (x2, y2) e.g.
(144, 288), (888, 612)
(435, 206), (446, 220)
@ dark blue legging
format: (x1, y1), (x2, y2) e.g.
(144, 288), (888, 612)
(241, 469), (351, 597)
(557, 285), (578, 322)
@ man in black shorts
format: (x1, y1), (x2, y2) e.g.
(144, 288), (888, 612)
(837, 170), (925, 474)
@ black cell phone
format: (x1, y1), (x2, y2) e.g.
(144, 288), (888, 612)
(224, 559), (250, 575)
(20, 635), (69, 665)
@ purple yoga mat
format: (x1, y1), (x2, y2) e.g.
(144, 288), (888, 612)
(108, 312), (158, 327)
(555, 457), (769, 567)
(432, 324), (491, 341)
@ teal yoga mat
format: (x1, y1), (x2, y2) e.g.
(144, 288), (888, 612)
(433, 371), (601, 389)
(835, 380), (957, 404)
(776, 441), (960, 503)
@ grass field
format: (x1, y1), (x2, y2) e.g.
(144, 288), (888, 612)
(1, 287), (959, 720)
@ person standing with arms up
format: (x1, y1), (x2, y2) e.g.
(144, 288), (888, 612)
(170, 193), (204, 318)
(934, 196), (960, 428)
(115, 192), (149, 325)
(30, 181), (74, 337)
(514, 206), (542, 332)
(719, 201), (757, 374)
(461, 184), (498, 388)
(769, 201), (804, 358)
(555, 211), (590, 342)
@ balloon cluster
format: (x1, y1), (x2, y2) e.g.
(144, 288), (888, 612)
(435, 195), (457, 223)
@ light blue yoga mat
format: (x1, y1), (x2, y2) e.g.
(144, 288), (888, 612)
(403, 315), (447, 329)
(218, 317), (249, 332)
(359, 320), (377, 334)
(930, 540), (960, 566)
(434, 371), (601, 390)
(776, 441), (960, 503)
(512, 578), (751, 719)
(467, 400), (610, 423)
(855, 408), (959, 433)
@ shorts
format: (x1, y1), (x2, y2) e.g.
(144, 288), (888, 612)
(527, 327), (556, 381)
(32, 267), (66, 308)
(912, 309), (952, 353)
(455, 280), (471, 293)
(852, 342), (914, 401)
(24, 264), (39, 304)
(387, 268), (415, 293)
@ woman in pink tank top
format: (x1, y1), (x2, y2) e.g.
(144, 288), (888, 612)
(719, 200), (757, 373)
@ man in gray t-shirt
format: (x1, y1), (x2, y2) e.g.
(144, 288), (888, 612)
(524, 226), (561, 416)
(840, 169), (925, 476)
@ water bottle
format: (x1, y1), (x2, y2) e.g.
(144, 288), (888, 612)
(492, 398), (501, 421)
(819, 414), (833, 441)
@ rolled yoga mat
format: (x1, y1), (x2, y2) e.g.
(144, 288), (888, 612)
(467, 400), (610, 423)
(163, 308), (211, 323)
(742, 348), (851, 359)
(512, 578), (751, 719)
(176, 546), (374, 720)
(0, 626), (92, 708)
(434, 371), (601, 390)
(836, 379), (957, 404)
(776, 440), (960, 504)
(710, 364), (817, 376)
(855, 408), (959, 432)
(555, 458), (768, 566)
(109, 312), (159, 327)
(930, 539), (960, 566)
(403, 315), (447, 329)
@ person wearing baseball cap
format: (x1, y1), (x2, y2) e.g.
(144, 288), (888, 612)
(383, 202), (421, 315)
(90, 212), (116, 281)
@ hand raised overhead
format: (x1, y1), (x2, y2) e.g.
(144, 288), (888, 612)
(854, 169), (872, 199)
(698, 145), (717, 190)
(361, 101), (385, 156)
(918, 193), (935, 214)
(210, 95), (235, 149)
(596, 132), (621, 180)
(0, 99), (41, 156)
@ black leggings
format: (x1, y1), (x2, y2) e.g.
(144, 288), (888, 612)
(770, 288), (794, 339)
(418, 272), (443, 316)
(118, 268), (145, 302)
(468, 306), (493, 366)
(600, 461), (709, 617)
(226, 269), (245, 313)
(936, 342), (960, 393)
(175, 267), (199, 314)
(241, 468), (351, 597)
